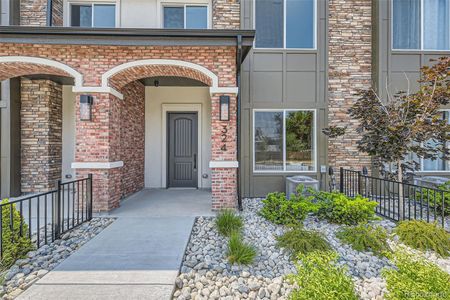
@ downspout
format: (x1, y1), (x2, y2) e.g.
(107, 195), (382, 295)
(46, 0), (53, 26)
(236, 34), (243, 211)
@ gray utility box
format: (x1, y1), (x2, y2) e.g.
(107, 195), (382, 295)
(286, 176), (319, 199)
(414, 176), (449, 188)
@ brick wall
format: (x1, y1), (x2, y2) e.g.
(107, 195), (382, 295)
(20, 0), (47, 26)
(212, 0), (240, 29)
(52, 0), (63, 26)
(21, 78), (62, 193)
(120, 81), (145, 198)
(328, 0), (372, 170)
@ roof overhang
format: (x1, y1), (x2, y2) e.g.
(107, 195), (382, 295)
(0, 26), (255, 62)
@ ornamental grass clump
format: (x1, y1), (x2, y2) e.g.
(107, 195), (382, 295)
(226, 232), (257, 265)
(393, 220), (450, 257)
(287, 251), (358, 300)
(276, 226), (331, 257)
(336, 223), (391, 257)
(382, 250), (450, 300)
(215, 209), (243, 237)
(0, 199), (34, 270)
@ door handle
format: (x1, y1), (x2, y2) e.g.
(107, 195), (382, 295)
(193, 154), (197, 170)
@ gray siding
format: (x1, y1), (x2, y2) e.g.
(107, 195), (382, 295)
(240, 0), (328, 197)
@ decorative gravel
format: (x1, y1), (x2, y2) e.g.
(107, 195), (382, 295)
(0, 217), (115, 299)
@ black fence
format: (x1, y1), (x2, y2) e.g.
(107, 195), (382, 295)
(0, 175), (93, 258)
(335, 168), (447, 228)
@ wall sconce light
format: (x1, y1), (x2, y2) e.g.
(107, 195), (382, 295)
(219, 95), (230, 121)
(80, 95), (93, 121)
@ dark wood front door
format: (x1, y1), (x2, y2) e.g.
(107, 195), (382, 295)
(167, 113), (198, 188)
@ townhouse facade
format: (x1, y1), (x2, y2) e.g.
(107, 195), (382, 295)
(0, 0), (449, 211)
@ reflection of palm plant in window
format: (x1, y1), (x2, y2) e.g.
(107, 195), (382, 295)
(286, 111), (313, 152)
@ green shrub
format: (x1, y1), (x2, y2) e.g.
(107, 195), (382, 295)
(215, 209), (243, 237)
(416, 182), (450, 217)
(393, 220), (450, 257)
(276, 226), (331, 257)
(287, 251), (358, 300)
(260, 186), (318, 225)
(312, 191), (378, 225)
(336, 223), (390, 257)
(226, 232), (257, 265)
(383, 251), (450, 300)
(1, 199), (34, 270)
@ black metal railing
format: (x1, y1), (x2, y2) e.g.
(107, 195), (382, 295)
(0, 175), (93, 258)
(336, 168), (447, 228)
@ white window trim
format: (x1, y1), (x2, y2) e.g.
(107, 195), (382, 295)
(252, 109), (317, 174)
(158, 1), (211, 29)
(391, 0), (450, 51)
(252, 0), (317, 50)
(64, 0), (120, 28)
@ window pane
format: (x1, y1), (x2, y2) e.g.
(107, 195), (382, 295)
(423, 0), (450, 50)
(286, 111), (315, 171)
(255, 0), (283, 48)
(392, 0), (420, 49)
(71, 5), (92, 27)
(186, 6), (207, 29)
(286, 0), (315, 48)
(423, 111), (450, 170)
(164, 7), (184, 29)
(93, 5), (115, 28)
(254, 112), (283, 171)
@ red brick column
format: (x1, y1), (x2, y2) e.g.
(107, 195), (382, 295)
(210, 93), (238, 210)
(73, 92), (123, 212)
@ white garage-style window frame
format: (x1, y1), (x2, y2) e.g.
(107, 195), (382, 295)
(64, 0), (119, 28)
(253, 0), (317, 50)
(253, 109), (317, 173)
(159, 1), (210, 29)
(392, 0), (450, 51)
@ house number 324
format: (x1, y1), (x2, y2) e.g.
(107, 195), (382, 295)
(221, 125), (227, 151)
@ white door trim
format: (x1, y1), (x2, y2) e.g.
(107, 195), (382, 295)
(161, 103), (203, 188)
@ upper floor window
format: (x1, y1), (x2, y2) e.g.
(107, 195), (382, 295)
(255, 0), (316, 49)
(163, 5), (208, 29)
(70, 3), (116, 27)
(393, 0), (450, 50)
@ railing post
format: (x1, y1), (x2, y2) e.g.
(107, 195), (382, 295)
(357, 171), (362, 195)
(339, 167), (344, 193)
(87, 174), (93, 220)
(53, 180), (62, 240)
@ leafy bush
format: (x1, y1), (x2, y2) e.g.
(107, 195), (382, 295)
(336, 223), (390, 257)
(226, 232), (257, 265)
(416, 182), (450, 217)
(312, 191), (378, 225)
(288, 251), (358, 300)
(382, 251), (450, 300)
(393, 220), (450, 257)
(1, 199), (34, 270)
(215, 209), (243, 237)
(260, 186), (318, 225)
(276, 226), (331, 257)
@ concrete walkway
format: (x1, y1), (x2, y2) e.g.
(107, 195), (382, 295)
(18, 189), (213, 300)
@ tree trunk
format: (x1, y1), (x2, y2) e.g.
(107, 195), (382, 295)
(397, 161), (404, 220)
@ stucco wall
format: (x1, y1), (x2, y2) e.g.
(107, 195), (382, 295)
(145, 86), (212, 189)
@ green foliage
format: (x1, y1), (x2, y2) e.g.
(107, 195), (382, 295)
(226, 232), (257, 265)
(288, 251), (358, 300)
(394, 220), (450, 257)
(215, 209), (243, 237)
(313, 191), (378, 225)
(416, 182), (450, 217)
(276, 226), (331, 257)
(336, 223), (390, 257)
(260, 186), (318, 225)
(1, 199), (34, 270)
(382, 250), (450, 300)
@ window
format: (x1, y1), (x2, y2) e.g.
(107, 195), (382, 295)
(70, 3), (116, 28)
(163, 5), (208, 29)
(393, 0), (450, 50)
(421, 111), (450, 171)
(253, 110), (316, 172)
(254, 0), (316, 49)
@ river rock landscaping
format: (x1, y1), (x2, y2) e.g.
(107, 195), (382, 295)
(173, 194), (450, 300)
(0, 217), (115, 299)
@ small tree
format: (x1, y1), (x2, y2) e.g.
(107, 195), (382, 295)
(325, 57), (450, 219)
